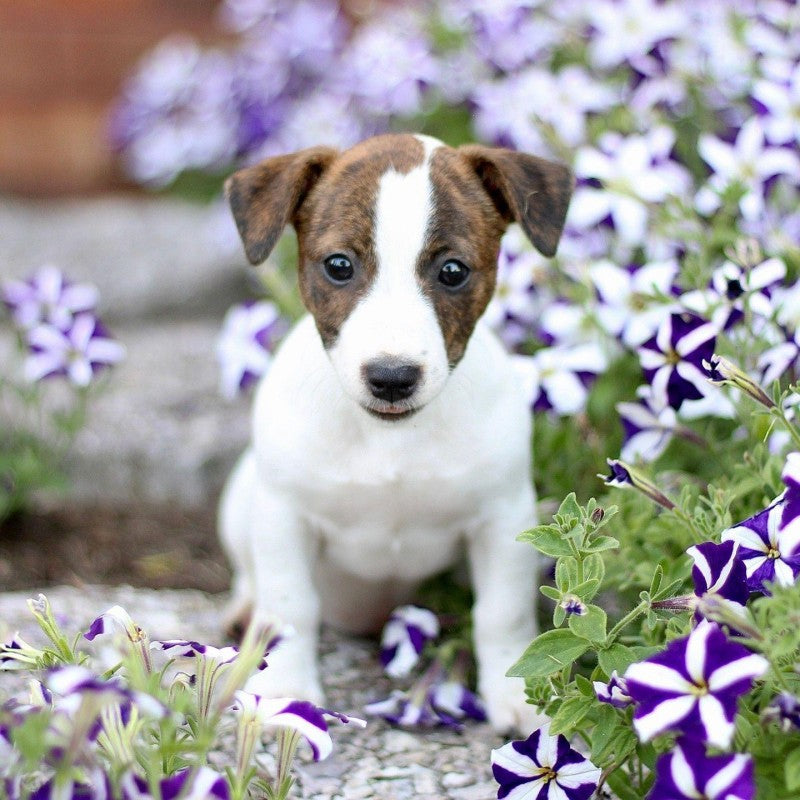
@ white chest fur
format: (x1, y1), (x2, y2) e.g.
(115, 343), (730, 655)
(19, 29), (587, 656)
(243, 315), (532, 581)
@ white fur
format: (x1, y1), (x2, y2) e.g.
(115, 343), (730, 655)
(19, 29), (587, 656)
(220, 140), (542, 733)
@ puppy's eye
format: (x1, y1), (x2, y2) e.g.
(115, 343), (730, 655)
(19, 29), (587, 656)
(323, 254), (354, 284)
(438, 259), (470, 289)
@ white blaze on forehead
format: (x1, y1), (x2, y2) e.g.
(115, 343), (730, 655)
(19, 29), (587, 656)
(327, 135), (451, 409)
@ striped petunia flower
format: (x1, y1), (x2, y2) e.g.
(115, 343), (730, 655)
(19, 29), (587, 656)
(491, 724), (601, 800)
(649, 739), (754, 800)
(121, 766), (230, 800)
(379, 605), (439, 679)
(637, 312), (718, 411)
(617, 391), (679, 463)
(624, 620), (768, 748)
(720, 501), (800, 592)
(593, 670), (633, 709)
(686, 540), (749, 608)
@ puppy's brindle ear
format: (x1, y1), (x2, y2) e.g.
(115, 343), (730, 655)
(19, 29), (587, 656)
(458, 145), (573, 257)
(225, 146), (339, 265)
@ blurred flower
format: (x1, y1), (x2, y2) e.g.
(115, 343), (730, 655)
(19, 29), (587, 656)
(637, 312), (718, 411)
(624, 620), (768, 748)
(0, 634), (43, 670)
(31, 769), (113, 800)
(473, 66), (617, 153)
(695, 117), (800, 221)
(84, 606), (152, 674)
(428, 681), (487, 727)
(216, 301), (288, 400)
(570, 128), (691, 246)
(491, 724), (601, 800)
(649, 741), (754, 800)
(585, 0), (686, 71)
(379, 605), (439, 679)
(752, 63), (800, 146)
(593, 671), (633, 709)
(512, 343), (608, 415)
(111, 37), (239, 186)
(590, 259), (680, 348)
(617, 389), (681, 463)
(765, 691), (800, 732)
(24, 315), (125, 387)
(337, 10), (438, 118)
(121, 767), (229, 800)
(2, 265), (98, 333)
(560, 595), (587, 616)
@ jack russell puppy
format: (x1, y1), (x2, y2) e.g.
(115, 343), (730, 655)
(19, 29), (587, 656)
(219, 133), (572, 733)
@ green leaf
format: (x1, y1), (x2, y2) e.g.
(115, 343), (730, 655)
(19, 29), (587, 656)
(597, 644), (638, 676)
(575, 673), (594, 697)
(649, 564), (664, 596)
(582, 553), (605, 588)
(589, 703), (623, 762)
(571, 578), (601, 601)
(569, 605), (608, 645)
(556, 557), (579, 592)
(785, 747), (800, 792)
(507, 629), (590, 679)
(607, 763), (644, 800)
(518, 527), (574, 557)
(583, 535), (620, 553)
(548, 695), (593, 736)
(557, 492), (582, 522)
(540, 585), (561, 601)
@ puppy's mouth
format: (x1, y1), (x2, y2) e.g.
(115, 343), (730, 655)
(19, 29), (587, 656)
(362, 402), (420, 422)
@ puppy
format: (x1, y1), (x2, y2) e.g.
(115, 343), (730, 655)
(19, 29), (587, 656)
(219, 133), (572, 733)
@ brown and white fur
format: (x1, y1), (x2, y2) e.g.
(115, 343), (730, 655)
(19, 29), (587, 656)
(219, 133), (572, 733)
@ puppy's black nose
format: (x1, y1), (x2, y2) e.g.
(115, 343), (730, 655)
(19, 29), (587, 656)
(364, 361), (421, 402)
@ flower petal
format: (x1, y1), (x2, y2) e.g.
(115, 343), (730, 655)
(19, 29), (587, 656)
(633, 694), (696, 742)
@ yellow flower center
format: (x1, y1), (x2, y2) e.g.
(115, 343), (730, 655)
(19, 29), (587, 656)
(534, 767), (558, 784)
(767, 547), (780, 560)
(689, 679), (709, 697)
(666, 348), (681, 366)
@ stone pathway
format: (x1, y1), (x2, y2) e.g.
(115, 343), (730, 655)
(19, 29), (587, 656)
(0, 585), (502, 800)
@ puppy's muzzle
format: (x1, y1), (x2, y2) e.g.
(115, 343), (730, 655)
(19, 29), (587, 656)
(364, 360), (421, 403)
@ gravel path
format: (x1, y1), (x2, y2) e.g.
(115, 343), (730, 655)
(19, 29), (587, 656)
(0, 585), (503, 800)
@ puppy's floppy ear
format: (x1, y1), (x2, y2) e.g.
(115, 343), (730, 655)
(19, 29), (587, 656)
(225, 146), (339, 265)
(458, 145), (573, 257)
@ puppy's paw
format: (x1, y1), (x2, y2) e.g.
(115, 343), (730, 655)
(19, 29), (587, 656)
(481, 677), (549, 736)
(244, 654), (324, 706)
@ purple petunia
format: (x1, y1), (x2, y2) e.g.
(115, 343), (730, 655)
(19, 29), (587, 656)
(637, 312), (719, 411)
(24, 315), (125, 387)
(649, 740), (754, 800)
(624, 620), (768, 748)
(379, 605), (439, 679)
(121, 767), (229, 800)
(617, 390), (680, 464)
(216, 301), (288, 400)
(686, 540), (749, 608)
(2, 265), (98, 333)
(593, 671), (633, 709)
(491, 724), (601, 800)
(720, 501), (800, 592)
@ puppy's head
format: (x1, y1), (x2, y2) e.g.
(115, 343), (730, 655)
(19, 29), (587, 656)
(226, 134), (572, 421)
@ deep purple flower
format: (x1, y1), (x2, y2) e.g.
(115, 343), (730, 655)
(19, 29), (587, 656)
(491, 725), (601, 800)
(379, 606), (439, 679)
(364, 689), (435, 728)
(781, 452), (800, 530)
(560, 596), (587, 616)
(721, 500), (800, 592)
(31, 770), (113, 800)
(649, 740), (754, 800)
(766, 691), (800, 732)
(624, 620), (768, 748)
(593, 671), (633, 709)
(617, 391), (680, 463)
(121, 767), (229, 800)
(24, 315), (125, 387)
(2, 265), (98, 332)
(686, 540), (749, 607)
(602, 458), (676, 510)
(428, 680), (487, 727)
(638, 312), (718, 411)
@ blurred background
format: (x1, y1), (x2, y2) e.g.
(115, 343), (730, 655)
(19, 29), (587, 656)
(1, 0), (798, 592)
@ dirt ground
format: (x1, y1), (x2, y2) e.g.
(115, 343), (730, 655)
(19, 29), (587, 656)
(0, 504), (231, 593)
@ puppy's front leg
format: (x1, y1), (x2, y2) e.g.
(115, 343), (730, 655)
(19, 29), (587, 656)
(244, 482), (323, 704)
(468, 487), (545, 735)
